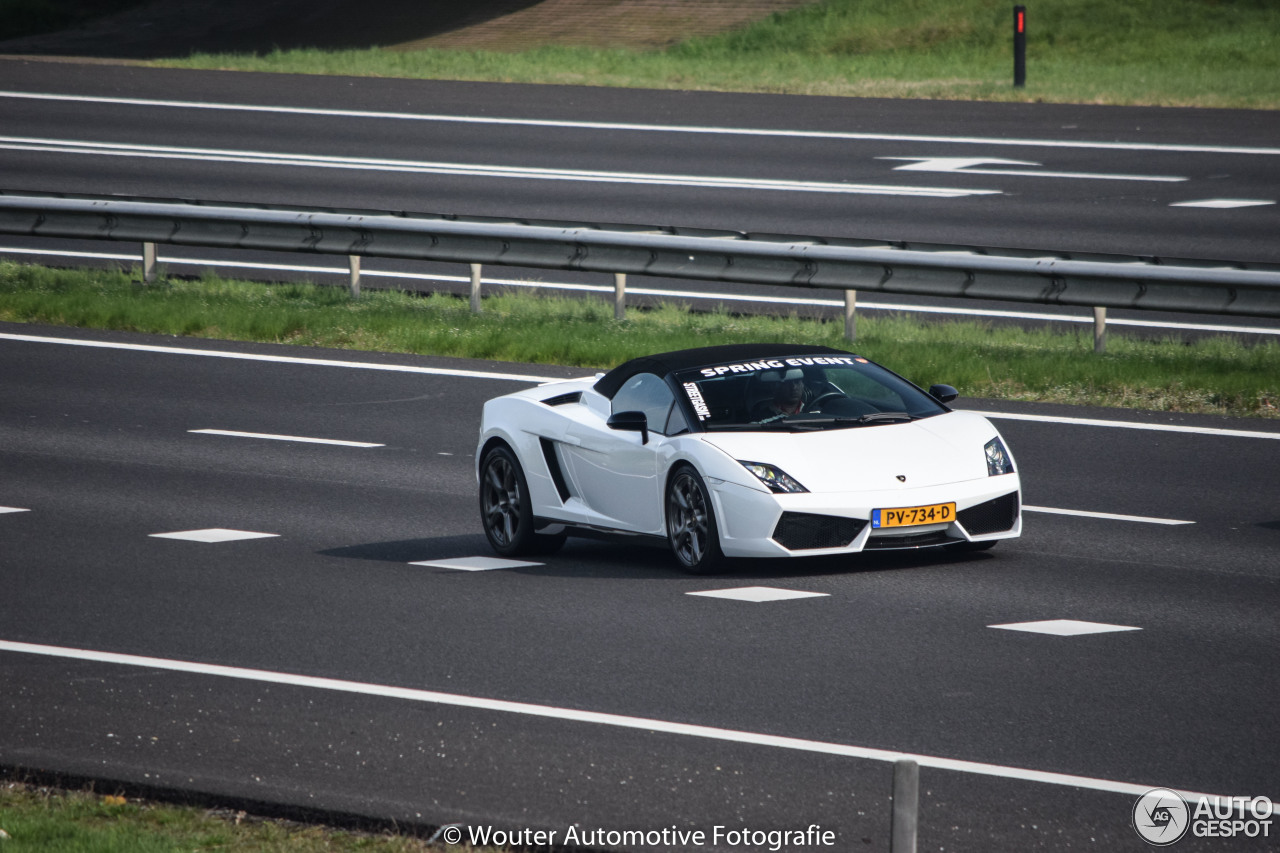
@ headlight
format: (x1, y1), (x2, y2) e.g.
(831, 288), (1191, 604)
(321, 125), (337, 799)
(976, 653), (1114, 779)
(739, 461), (809, 494)
(985, 437), (1014, 476)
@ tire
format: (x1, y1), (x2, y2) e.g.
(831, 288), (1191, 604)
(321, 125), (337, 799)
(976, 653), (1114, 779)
(665, 465), (724, 574)
(479, 445), (566, 557)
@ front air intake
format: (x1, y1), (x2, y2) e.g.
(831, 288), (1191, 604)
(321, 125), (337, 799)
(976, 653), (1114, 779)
(957, 492), (1020, 536)
(772, 513), (866, 551)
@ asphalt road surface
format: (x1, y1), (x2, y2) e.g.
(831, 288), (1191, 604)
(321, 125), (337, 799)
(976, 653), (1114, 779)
(2, 322), (1278, 851)
(1, 59), (1279, 339)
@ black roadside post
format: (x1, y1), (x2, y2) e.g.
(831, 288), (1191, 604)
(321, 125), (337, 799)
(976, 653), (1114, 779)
(1013, 5), (1027, 87)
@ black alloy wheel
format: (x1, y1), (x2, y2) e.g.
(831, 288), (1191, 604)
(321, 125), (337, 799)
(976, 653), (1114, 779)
(665, 465), (723, 574)
(479, 445), (565, 557)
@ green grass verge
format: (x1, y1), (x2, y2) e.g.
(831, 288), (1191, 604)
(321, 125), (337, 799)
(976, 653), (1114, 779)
(2, 260), (1277, 419)
(0, 781), (476, 853)
(156, 0), (1280, 108)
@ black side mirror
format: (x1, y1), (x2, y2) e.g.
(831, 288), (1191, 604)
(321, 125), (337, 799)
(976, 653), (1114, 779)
(929, 384), (959, 404)
(607, 410), (649, 444)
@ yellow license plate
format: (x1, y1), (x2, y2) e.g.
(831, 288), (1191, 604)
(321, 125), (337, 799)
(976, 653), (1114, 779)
(873, 502), (956, 529)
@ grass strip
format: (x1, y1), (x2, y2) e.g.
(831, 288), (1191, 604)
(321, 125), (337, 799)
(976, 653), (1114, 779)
(0, 780), (482, 853)
(2, 260), (1277, 419)
(156, 0), (1280, 109)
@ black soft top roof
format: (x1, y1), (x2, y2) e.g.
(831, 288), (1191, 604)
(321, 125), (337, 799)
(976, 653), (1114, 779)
(592, 343), (851, 399)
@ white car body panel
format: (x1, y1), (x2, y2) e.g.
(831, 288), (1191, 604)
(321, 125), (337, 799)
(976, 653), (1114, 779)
(477, 348), (1022, 565)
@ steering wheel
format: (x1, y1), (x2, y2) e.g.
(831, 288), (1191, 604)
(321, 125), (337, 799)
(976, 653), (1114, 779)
(806, 391), (847, 412)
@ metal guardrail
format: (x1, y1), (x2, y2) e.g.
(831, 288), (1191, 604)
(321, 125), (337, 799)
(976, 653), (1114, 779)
(3, 191), (1279, 347)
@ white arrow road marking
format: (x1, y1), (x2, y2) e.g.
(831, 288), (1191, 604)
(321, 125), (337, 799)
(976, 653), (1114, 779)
(880, 156), (1187, 182)
(0, 136), (1000, 198)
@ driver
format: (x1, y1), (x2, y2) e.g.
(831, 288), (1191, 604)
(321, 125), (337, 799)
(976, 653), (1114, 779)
(754, 368), (807, 418)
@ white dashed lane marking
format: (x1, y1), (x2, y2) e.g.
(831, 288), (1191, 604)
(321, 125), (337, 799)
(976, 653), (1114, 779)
(411, 557), (544, 571)
(149, 529), (280, 543)
(989, 619), (1142, 636)
(190, 429), (384, 448)
(687, 587), (830, 603)
(1170, 199), (1275, 209)
(1024, 506), (1194, 525)
(0, 507), (30, 514)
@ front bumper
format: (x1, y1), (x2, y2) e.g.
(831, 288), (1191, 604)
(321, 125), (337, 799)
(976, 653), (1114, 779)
(709, 475), (1022, 558)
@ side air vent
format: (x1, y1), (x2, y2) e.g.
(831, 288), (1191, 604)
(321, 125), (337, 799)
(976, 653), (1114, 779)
(772, 513), (866, 551)
(541, 391), (582, 407)
(539, 438), (572, 503)
(957, 492), (1020, 536)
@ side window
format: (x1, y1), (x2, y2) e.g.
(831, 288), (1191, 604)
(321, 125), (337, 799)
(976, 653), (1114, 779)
(664, 401), (690, 436)
(612, 373), (677, 436)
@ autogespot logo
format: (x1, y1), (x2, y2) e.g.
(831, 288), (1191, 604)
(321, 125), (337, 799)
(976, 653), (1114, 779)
(1133, 789), (1191, 846)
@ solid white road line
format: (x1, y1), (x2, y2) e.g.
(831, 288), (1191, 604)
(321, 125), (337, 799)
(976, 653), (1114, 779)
(0, 332), (567, 383)
(190, 429), (383, 448)
(982, 411), (1280, 441)
(0, 135), (997, 198)
(5, 245), (1278, 339)
(3, 331), (1275, 441)
(3, 90), (1279, 156)
(0, 638), (1255, 806)
(1023, 506), (1195, 526)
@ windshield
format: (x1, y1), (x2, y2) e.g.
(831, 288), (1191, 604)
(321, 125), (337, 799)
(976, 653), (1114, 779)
(675, 354), (949, 432)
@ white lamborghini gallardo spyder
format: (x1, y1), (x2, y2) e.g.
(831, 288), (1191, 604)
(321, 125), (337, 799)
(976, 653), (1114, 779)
(477, 344), (1021, 573)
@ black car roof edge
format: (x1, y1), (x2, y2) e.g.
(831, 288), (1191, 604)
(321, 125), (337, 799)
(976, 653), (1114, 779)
(592, 344), (853, 399)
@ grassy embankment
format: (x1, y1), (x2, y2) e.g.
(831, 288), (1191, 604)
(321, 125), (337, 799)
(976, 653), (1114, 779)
(2, 0), (1275, 420)
(0, 780), (461, 853)
(3, 262), (1276, 418)
(157, 0), (1280, 109)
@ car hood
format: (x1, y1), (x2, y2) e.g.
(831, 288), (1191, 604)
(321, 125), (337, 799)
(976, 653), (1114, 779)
(698, 411), (998, 492)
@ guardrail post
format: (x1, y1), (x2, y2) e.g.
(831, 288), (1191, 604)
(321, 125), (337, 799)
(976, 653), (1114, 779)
(614, 272), (627, 321)
(891, 759), (919, 853)
(348, 255), (361, 298)
(1093, 306), (1107, 353)
(470, 263), (483, 313)
(141, 242), (157, 284)
(844, 289), (857, 342)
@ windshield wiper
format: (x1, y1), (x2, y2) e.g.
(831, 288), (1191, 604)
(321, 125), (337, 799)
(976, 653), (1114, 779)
(851, 411), (913, 424)
(781, 411), (915, 426)
(709, 411), (916, 431)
